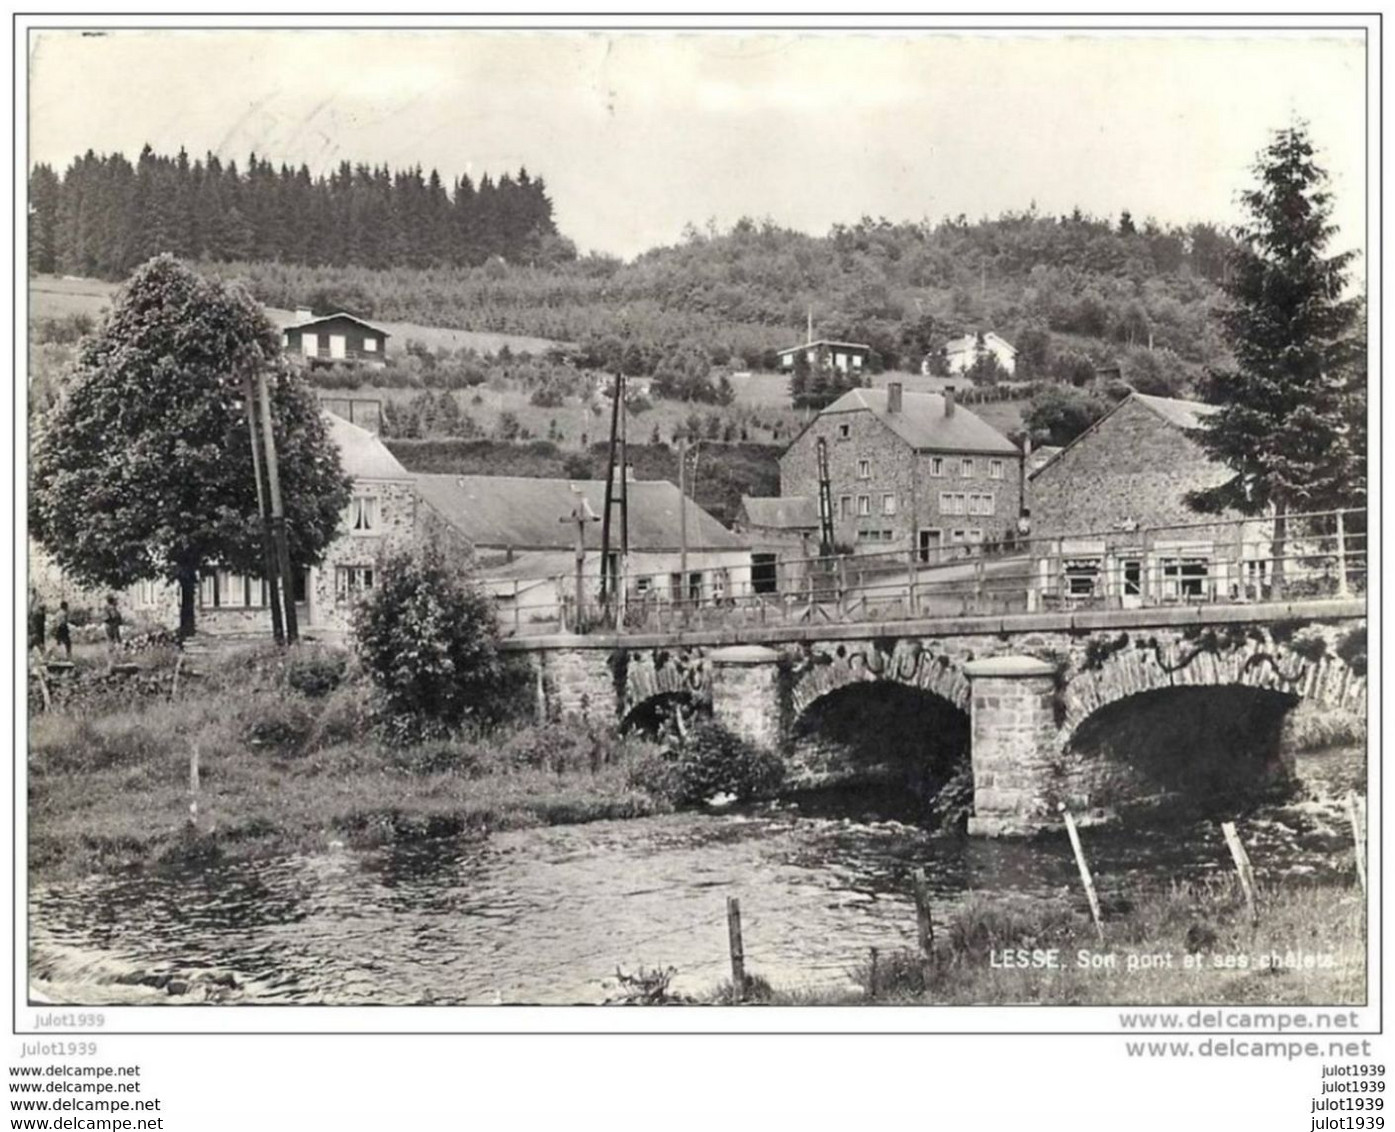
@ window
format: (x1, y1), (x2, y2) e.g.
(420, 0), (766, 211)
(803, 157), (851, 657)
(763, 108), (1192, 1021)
(346, 495), (379, 533)
(857, 495), (871, 516)
(198, 571), (266, 609)
(840, 495), (852, 519)
(837, 423), (851, 440)
(968, 529), (983, 543)
(280, 332), (289, 348)
(930, 457), (944, 477)
(961, 458), (974, 478)
(950, 529), (967, 543)
(939, 492), (966, 515)
(857, 459), (871, 479)
(967, 493), (995, 516)
(882, 493), (896, 516)
(1161, 557), (1210, 599)
(1064, 558), (1101, 597)
(883, 529), (894, 541)
(751, 553), (778, 595)
(635, 576), (652, 595)
(990, 459), (1004, 480)
(363, 337), (378, 353)
(335, 565), (376, 599)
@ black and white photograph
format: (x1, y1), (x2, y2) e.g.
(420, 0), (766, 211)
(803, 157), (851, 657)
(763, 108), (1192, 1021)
(20, 19), (1371, 1025)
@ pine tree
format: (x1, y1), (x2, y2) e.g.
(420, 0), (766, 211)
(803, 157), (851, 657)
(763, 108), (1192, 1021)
(1186, 123), (1364, 590)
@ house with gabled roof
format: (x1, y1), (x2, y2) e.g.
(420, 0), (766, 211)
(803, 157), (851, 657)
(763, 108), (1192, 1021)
(779, 382), (1024, 562)
(281, 308), (389, 368)
(1027, 391), (1273, 606)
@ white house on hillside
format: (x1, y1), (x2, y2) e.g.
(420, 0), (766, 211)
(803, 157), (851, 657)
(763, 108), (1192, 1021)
(934, 332), (1018, 377)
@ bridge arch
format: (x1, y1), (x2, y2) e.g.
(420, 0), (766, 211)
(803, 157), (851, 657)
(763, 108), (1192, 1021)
(1058, 625), (1367, 746)
(619, 647), (712, 730)
(787, 639), (971, 721)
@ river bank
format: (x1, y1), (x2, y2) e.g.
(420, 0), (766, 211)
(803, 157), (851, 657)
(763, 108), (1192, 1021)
(27, 646), (675, 884)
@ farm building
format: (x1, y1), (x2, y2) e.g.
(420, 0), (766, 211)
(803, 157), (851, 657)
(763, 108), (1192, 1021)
(415, 474), (755, 626)
(281, 309), (390, 368)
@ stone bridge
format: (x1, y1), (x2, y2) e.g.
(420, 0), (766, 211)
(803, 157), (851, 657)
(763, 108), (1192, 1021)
(502, 599), (1367, 835)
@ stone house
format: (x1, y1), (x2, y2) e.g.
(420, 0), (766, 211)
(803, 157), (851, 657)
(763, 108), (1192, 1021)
(1028, 392), (1272, 606)
(780, 383), (1024, 562)
(120, 412), (452, 637)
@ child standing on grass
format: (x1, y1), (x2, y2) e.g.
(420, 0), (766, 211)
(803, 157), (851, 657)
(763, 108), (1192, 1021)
(103, 594), (123, 648)
(53, 601), (72, 660)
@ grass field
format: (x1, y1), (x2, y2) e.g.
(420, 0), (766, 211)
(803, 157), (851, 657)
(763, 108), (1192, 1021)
(29, 274), (561, 359)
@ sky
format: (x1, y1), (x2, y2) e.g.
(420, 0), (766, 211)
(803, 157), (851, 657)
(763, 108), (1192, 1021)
(28, 28), (1368, 262)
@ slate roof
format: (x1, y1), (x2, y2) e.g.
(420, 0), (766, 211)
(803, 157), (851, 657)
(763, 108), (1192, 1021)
(817, 387), (1020, 455)
(1133, 392), (1220, 430)
(1027, 393), (1219, 479)
(282, 311), (390, 336)
(414, 475), (746, 551)
(738, 495), (820, 530)
(323, 411), (411, 480)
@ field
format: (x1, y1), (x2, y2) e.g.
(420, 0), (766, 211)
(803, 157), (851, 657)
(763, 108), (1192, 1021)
(29, 274), (561, 359)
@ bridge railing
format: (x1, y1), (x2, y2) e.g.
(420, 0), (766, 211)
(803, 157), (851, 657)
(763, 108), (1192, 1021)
(481, 507), (1366, 636)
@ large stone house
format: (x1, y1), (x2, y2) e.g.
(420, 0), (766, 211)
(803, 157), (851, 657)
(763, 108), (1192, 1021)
(780, 383), (1024, 562)
(122, 412), (445, 637)
(1027, 392), (1271, 606)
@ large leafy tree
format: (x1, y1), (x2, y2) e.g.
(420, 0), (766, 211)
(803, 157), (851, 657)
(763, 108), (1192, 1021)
(30, 255), (352, 637)
(1186, 124), (1365, 586)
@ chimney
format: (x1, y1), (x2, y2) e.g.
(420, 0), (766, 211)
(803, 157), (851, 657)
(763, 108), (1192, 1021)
(887, 382), (903, 414)
(295, 306), (314, 322)
(944, 387), (956, 418)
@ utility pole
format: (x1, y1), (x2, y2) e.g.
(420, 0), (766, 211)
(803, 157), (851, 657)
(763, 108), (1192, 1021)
(616, 382), (630, 631)
(256, 369), (299, 643)
(598, 369), (623, 606)
(678, 438), (689, 617)
(243, 374), (284, 645)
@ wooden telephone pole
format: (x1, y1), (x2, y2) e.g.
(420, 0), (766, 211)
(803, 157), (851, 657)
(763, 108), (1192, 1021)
(256, 369), (299, 643)
(243, 375), (285, 645)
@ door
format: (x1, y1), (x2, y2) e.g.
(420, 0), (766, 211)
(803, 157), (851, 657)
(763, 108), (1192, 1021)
(301, 332), (318, 358)
(1120, 559), (1143, 609)
(918, 528), (943, 564)
(329, 334), (347, 360)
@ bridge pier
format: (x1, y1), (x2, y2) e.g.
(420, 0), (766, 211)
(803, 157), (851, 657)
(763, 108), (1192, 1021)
(963, 656), (1062, 837)
(708, 645), (784, 752)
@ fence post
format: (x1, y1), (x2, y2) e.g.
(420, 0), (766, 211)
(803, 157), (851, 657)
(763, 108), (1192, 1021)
(726, 896), (746, 1003)
(1221, 821), (1259, 925)
(188, 745), (201, 827)
(912, 867), (935, 984)
(907, 546), (919, 616)
(1346, 793), (1366, 893)
(1336, 510), (1350, 598)
(1059, 805), (1104, 941)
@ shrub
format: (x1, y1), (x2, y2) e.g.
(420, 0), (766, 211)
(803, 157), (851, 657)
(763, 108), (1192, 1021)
(284, 648), (349, 698)
(240, 696), (317, 756)
(630, 720), (784, 806)
(351, 543), (504, 741)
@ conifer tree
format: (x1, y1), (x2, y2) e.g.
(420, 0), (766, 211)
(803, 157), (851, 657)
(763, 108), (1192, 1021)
(1187, 123), (1364, 589)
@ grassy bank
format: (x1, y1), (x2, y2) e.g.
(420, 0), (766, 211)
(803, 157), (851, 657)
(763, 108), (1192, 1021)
(703, 878), (1365, 1006)
(28, 646), (672, 883)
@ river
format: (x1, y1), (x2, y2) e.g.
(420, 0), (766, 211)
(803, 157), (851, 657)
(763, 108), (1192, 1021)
(28, 745), (1363, 1005)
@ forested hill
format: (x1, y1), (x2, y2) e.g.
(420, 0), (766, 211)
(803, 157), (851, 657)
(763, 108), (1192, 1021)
(28, 145), (575, 279)
(30, 146), (1239, 396)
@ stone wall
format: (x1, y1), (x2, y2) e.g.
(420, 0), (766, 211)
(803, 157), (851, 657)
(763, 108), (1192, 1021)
(1030, 398), (1241, 538)
(311, 479), (423, 633)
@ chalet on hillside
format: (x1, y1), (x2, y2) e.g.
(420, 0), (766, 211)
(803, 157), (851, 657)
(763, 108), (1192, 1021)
(1027, 392), (1273, 606)
(938, 331), (1017, 376)
(778, 339), (871, 375)
(282, 309), (390, 368)
(780, 382), (1024, 562)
